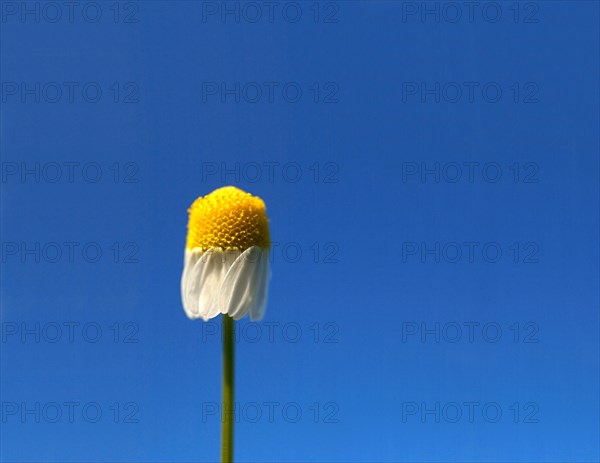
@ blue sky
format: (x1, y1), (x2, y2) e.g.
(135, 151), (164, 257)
(1, 1), (599, 462)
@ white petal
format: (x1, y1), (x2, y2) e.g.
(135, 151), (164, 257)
(180, 248), (241, 321)
(249, 249), (270, 321)
(199, 249), (240, 320)
(181, 247), (271, 322)
(219, 247), (269, 320)
(180, 249), (203, 319)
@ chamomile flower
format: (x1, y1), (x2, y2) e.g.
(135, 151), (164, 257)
(181, 186), (270, 322)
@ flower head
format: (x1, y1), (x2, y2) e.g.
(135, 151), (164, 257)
(186, 186), (270, 251)
(181, 186), (270, 321)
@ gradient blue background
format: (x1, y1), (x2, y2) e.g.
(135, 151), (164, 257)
(1, 1), (599, 462)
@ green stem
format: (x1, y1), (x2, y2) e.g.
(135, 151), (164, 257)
(221, 314), (235, 463)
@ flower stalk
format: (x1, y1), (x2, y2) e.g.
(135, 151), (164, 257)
(221, 314), (235, 463)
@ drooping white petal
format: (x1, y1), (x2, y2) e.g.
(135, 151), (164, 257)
(219, 247), (270, 321)
(181, 246), (270, 322)
(181, 248), (241, 321)
(181, 249), (203, 319)
(249, 249), (270, 321)
(199, 249), (240, 321)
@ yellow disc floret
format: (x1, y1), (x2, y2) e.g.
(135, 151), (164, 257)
(186, 186), (270, 251)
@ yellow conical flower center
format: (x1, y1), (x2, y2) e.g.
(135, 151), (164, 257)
(186, 186), (270, 251)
